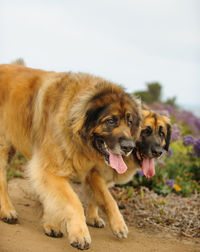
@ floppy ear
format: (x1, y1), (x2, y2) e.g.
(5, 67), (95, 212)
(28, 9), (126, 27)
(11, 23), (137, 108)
(164, 123), (171, 151)
(78, 108), (97, 140)
(78, 105), (107, 140)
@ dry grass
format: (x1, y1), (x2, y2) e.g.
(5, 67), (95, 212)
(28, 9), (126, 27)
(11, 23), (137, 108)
(111, 186), (200, 239)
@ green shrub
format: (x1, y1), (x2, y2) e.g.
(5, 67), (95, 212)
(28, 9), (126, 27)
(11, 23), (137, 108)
(7, 152), (27, 181)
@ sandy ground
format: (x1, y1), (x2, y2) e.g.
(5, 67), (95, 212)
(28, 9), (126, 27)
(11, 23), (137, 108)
(0, 178), (199, 252)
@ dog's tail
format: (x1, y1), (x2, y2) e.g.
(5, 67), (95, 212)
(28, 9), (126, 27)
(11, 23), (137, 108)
(10, 57), (26, 66)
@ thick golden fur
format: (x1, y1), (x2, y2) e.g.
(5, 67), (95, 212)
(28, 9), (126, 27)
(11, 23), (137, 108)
(0, 64), (142, 249)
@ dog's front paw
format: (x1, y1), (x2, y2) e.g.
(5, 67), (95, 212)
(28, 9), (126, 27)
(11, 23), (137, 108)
(70, 237), (91, 250)
(68, 224), (91, 250)
(43, 222), (63, 238)
(87, 216), (105, 228)
(1, 209), (18, 224)
(110, 217), (128, 239)
(44, 228), (63, 238)
(45, 229), (63, 238)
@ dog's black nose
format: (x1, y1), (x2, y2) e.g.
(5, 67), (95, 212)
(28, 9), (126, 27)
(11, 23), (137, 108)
(120, 139), (134, 154)
(151, 146), (163, 157)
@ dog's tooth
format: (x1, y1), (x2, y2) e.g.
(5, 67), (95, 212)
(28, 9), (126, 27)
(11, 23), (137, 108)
(104, 143), (108, 151)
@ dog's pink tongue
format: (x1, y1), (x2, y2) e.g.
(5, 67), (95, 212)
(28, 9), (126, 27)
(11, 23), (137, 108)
(109, 152), (127, 174)
(142, 158), (155, 178)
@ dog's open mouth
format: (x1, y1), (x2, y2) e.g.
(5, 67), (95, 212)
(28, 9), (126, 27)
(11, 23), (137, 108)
(133, 148), (155, 179)
(96, 138), (128, 174)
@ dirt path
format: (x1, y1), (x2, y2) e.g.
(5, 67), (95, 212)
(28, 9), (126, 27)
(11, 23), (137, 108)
(0, 179), (199, 252)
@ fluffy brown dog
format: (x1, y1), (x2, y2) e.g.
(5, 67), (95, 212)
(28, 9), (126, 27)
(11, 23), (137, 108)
(86, 108), (171, 230)
(133, 108), (171, 177)
(0, 64), (142, 249)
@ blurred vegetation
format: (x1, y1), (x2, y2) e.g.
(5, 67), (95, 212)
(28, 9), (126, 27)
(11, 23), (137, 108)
(10, 58), (26, 66)
(7, 152), (26, 181)
(164, 96), (177, 107)
(133, 81), (177, 106)
(134, 82), (162, 104)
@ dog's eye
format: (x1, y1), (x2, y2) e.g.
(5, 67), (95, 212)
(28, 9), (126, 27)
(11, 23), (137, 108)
(143, 126), (152, 136)
(159, 131), (165, 137)
(127, 120), (133, 127)
(127, 113), (133, 127)
(106, 118), (116, 126)
(159, 126), (165, 137)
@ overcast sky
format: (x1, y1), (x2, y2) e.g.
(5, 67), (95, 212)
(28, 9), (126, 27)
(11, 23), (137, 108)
(1, 0), (200, 107)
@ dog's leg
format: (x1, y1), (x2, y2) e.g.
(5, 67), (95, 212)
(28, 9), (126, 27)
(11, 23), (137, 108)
(86, 203), (105, 228)
(0, 137), (17, 224)
(86, 170), (128, 239)
(28, 157), (91, 250)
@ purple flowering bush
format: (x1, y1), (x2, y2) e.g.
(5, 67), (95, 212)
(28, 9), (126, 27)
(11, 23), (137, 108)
(132, 104), (200, 197)
(183, 135), (200, 157)
(193, 139), (200, 157)
(151, 103), (200, 137)
(171, 124), (181, 142)
(183, 135), (195, 146)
